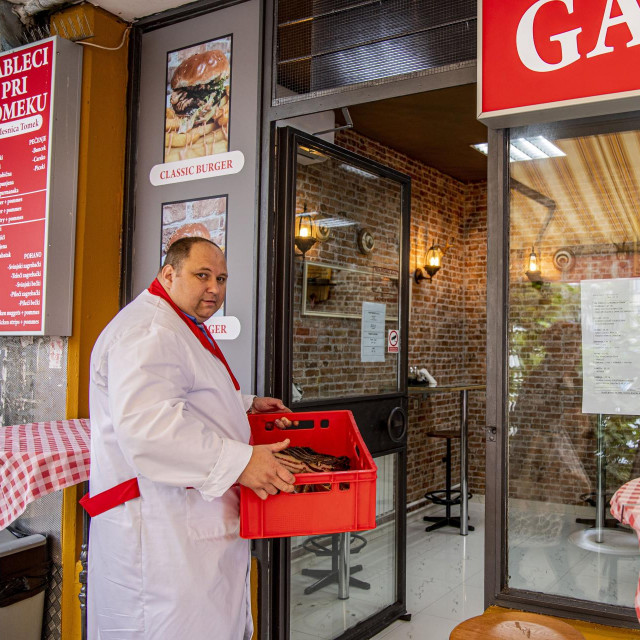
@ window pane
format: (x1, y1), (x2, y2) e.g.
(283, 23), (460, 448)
(289, 453), (398, 638)
(507, 127), (640, 607)
(291, 146), (402, 402)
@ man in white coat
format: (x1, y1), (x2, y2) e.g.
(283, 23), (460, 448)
(86, 237), (296, 639)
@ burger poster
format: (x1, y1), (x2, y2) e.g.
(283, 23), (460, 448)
(165, 36), (230, 162)
(161, 195), (228, 316)
(150, 36), (244, 187)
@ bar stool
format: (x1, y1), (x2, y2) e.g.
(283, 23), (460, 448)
(449, 610), (585, 639)
(301, 533), (370, 598)
(424, 430), (474, 532)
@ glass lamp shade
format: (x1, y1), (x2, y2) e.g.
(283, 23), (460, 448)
(424, 244), (443, 278)
(525, 247), (542, 283)
(295, 213), (318, 254)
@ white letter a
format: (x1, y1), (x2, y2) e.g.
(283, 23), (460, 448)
(587, 0), (640, 58)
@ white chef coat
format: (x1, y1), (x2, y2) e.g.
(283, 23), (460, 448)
(87, 289), (255, 640)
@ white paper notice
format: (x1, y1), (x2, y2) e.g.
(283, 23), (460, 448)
(48, 337), (63, 369)
(581, 278), (640, 414)
(361, 302), (386, 363)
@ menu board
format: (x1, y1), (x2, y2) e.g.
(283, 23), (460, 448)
(0, 40), (52, 333)
(581, 278), (640, 415)
(0, 37), (81, 335)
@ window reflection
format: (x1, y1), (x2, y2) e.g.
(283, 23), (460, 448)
(507, 127), (640, 608)
(291, 150), (402, 403)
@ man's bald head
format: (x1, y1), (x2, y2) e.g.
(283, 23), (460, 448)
(162, 237), (222, 275)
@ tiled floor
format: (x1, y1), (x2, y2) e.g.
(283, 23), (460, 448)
(371, 501), (486, 640)
(290, 500), (640, 640)
(289, 501), (486, 640)
(508, 507), (639, 607)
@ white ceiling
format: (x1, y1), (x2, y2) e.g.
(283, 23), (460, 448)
(87, 0), (195, 21)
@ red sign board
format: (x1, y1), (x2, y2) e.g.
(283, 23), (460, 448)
(0, 40), (53, 333)
(479, 0), (640, 125)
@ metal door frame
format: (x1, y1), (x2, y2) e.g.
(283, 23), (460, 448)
(269, 126), (411, 406)
(267, 124), (411, 640)
(272, 447), (408, 640)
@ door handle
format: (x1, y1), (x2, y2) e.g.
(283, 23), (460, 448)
(387, 406), (407, 443)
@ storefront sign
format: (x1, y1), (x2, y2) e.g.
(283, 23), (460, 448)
(0, 41), (52, 333)
(581, 278), (640, 414)
(479, 0), (640, 126)
(0, 37), (81, 335)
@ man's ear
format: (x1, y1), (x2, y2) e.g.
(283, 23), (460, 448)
(160, 264), (175, 288)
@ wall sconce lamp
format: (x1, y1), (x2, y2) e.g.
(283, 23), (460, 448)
(525, 246), (543, 287)
(294, 204), (318, 257)
(414, 240), (452, 283)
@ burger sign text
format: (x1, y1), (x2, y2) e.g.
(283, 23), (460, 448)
(149, 149), (244, 186)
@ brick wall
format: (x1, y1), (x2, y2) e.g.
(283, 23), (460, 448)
(294, 129), (489, 506)
(290, 125), (639, 511)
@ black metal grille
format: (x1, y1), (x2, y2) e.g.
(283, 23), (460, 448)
(275, 0), (477, 102)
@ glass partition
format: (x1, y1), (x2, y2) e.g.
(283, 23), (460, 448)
(507, 125), (640, 608)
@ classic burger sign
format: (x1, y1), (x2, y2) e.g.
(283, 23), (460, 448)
(150, 44), (244, 186)
(479, 0), (640, 126)
(149, 151), (244, 186)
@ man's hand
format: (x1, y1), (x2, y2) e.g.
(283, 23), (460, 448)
(237, 439), (296, 500)
(249, 396), (297, 429)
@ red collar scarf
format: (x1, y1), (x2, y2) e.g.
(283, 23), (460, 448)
(148, 278), (240, 390)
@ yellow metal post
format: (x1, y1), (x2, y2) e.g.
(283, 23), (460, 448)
(53, 5), (129, 639)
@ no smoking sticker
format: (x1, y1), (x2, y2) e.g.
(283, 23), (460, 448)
(388, 329), (399, 353)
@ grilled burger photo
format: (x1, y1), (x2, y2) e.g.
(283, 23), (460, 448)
(164, 43), (231, 162)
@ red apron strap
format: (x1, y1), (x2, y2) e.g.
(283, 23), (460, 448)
(80, 478), (140, 517)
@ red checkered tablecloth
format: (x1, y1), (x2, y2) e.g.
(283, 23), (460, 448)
(0, 419), (90, 529)
(611, 477), (640, 621)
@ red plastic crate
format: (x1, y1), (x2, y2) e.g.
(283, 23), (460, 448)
(240, 410), (377, 539)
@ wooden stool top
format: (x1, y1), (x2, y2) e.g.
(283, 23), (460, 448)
(450, 611), (585, 640)
(426, 430), (460, 439)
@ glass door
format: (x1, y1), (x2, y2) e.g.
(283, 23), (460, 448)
(268, 126), (411, 639)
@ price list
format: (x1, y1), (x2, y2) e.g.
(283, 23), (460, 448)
(581, 278), (640, 414)
(0, 40), (52, 333)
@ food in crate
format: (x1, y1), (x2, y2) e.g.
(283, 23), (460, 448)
(275, 446), (350, 493)
(241, 411), (377, 538)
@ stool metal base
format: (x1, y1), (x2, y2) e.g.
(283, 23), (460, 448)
(302, 564), (370, 596)
(575, 516), (620, 529)
(424, 514), (475, 533)
(424, 432), (473, 535)
(301, 533), (370, 598)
